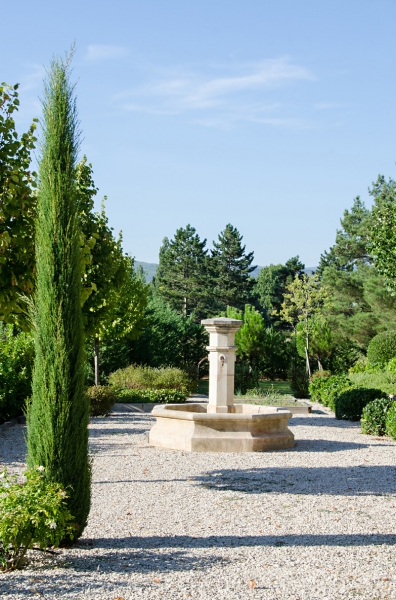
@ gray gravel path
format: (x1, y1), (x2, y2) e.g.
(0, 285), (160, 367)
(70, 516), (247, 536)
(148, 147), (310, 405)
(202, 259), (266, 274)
(1, 404), (396, 599)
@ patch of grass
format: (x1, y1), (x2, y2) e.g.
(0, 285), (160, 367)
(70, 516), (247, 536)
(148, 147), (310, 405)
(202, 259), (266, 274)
(196, 379), (293, 398)
(257, 380), (293, 396)
(234, 396), (307, 407)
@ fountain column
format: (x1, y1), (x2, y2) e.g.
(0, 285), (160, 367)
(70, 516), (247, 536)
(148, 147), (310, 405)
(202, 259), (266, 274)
(201, 318), (243, 414)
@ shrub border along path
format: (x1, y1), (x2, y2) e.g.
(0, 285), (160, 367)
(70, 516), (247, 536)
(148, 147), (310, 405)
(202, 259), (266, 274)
(1, 404), (396, 599)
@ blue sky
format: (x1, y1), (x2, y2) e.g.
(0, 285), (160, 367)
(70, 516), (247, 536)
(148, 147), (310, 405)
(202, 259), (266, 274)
(2, 0), (396, 266)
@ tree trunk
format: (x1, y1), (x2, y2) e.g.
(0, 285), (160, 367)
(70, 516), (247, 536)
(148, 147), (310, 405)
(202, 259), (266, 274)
(94, 337), (99, 386)
(317, 359), (323, 371)
(305, 330), (311, 379)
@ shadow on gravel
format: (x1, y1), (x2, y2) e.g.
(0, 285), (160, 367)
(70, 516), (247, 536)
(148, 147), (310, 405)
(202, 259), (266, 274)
(292, 439), (383, 452)
(193, 466), (396, 496)
(290, 416), (360, 428)
(90, 532), (396, 550)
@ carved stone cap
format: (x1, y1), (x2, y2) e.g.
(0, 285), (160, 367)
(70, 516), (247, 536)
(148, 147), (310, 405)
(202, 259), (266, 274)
(201, 317), (243, 330)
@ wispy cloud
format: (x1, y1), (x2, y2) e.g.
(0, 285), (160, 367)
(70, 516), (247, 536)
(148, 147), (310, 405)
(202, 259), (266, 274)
(85, 44), (129, 62)
(116, 58), (314, 129)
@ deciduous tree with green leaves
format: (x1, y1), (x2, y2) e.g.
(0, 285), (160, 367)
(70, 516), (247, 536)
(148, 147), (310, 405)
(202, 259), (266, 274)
(280, 273), (331, 377)
(369, 175), (396, 292)
(0, 83), (38, 327)
(76, 157), (148, 385)
(256, 256), (305, 325)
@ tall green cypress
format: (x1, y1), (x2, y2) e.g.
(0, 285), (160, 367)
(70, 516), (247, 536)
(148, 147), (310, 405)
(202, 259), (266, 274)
(26, 54), (91, 534)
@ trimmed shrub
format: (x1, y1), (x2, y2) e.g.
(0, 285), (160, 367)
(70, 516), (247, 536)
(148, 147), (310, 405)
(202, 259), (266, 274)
(367, 331), (396, 368)
(361, 397), (395, 436)
(109, 365), (195, 395)
(0, 324), (34, 424)
(115, 388), (186, 404)
(335, 387), (387, 421)
(309, 374), (352, 409)
(86, 386), (116, 416)
(385, 403), (396, 440)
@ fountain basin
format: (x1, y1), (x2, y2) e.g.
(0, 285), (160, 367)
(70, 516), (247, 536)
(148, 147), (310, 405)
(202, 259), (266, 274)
(149, 403), (294, 452)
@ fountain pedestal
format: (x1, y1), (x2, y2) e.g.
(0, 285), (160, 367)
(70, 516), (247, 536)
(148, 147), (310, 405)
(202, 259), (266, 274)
(149, 318), (294, 452)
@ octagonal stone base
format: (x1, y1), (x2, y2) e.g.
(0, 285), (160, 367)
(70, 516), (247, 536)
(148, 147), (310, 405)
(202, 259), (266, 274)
(149, 403), (294, 452)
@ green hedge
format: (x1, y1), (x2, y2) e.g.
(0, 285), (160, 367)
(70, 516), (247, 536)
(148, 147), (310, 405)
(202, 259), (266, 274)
(308, 374), (352, 410)
(335, 387), (387, 421)
(115, 388), (186, 404)
(361, 397), (395, 436)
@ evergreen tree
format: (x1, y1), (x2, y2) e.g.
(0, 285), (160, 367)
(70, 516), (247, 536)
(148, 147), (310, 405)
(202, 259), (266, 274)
(317, 197), (372, 274)
(155, 224), (210, 318)
(211, 224), (256, 311)
(26, 54), (91, 536)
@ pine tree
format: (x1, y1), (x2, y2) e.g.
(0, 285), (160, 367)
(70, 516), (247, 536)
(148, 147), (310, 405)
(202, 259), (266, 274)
(155, 224), (210, 319)
(26, 54), (91, 535)
(317, 197), (372, 274)
(211, 224), (256, 311)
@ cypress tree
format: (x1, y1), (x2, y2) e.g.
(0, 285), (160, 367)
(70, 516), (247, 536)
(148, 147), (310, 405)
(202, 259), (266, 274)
(26, 54), (91, 534)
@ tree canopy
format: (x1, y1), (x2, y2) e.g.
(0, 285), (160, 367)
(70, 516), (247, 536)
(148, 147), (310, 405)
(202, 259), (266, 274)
(0, 83), (38, 326)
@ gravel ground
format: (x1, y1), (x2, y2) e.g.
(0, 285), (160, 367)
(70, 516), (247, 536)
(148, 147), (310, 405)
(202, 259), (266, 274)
(1, 403), (396, 599)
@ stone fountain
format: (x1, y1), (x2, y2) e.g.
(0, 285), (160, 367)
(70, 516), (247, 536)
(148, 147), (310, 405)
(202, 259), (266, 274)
(149, 318), (294, 452)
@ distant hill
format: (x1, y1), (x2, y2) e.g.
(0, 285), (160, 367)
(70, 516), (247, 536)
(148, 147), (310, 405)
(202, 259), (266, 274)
(134, 261), (159, 282)
(135, 261), (317, 283)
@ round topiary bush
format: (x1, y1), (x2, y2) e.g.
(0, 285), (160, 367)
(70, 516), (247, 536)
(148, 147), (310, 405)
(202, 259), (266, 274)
(335, 387), (387, 421)
(361, 397), (395, 436)
(86, 386), (116, 417)
(367, 331), (396, 369)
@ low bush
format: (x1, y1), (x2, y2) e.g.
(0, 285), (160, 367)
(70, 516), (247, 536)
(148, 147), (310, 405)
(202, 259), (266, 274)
(361, 397), (395, 436)
(367, 331), (396, 368)
(115, 388), (186, 404)
(335, 387), (387, 421)
(86, 386), (116, 417)
(348, 371), (396, 395)
(0, 466), (76, 571)
(349, 357), (368, 373)
(109, 365), (194, 396)
(309, 374), (352, 409)
(386, 403), (396, 440)
(387, 357), (396, 374)
(0, 324), (34, 424)
(308, 371), (331, 402)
